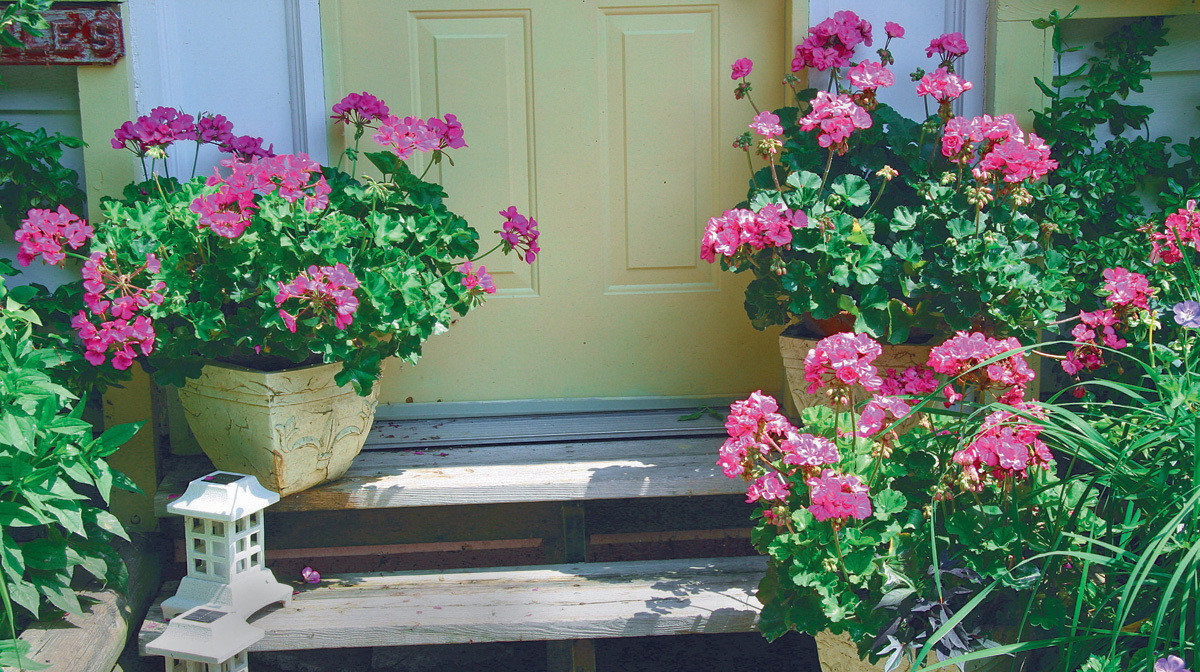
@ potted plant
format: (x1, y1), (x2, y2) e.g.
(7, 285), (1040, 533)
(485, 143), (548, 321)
(14, 93), (537, 495)
(714, 192), (1199, 671)
(707, 13), (1067, 413)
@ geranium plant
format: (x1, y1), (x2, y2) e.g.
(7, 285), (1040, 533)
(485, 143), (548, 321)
(708, 13), (1067, 342)
(14, 93), (537, 394)
(721, 192), (1200, 672)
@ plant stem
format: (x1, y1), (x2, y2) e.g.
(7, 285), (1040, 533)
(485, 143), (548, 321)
(831, 527), (850, 580)
(768, 155), (785, 203)
(350, 126), (364, 179)
(745, 151), (755, 179)
(471, 241), (505, 262)
(817, 149), (835, 200)
(744, 89), (761, 115)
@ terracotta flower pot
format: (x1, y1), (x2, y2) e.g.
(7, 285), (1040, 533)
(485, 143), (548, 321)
(175, 361), (379, 496)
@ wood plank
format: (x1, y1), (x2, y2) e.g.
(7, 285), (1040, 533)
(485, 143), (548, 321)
(139, 556), (767, 652)
(155, 436), (744, 515)
(366, 409), (726, 449)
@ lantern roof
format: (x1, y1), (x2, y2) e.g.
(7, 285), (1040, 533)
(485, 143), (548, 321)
(167, 472), (279, 521)
(144, 605), (263, 663)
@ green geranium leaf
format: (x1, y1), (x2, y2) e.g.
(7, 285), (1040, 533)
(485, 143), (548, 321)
(872, 490), (907, 520)
(830, 175), (870, 207)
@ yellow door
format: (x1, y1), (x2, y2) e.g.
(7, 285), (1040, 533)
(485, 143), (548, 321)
(322, 0), (792, 404)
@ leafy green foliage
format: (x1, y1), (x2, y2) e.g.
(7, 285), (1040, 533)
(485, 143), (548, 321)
(0, 123), (85, 233)
(1031, 14), (1200, 308)
(84, 159), (484, 396)
(0, 275), (138, 666)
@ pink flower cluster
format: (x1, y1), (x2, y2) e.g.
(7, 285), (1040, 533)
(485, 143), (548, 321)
(730, 57), (753, 80)
(977, 134), (1056, 184)
(197, 114), (234, 145)
(15, 205), (93, 267)
(719, 392), (841, 503)
(847, 61), (895, 92)
(1063, 309), (1123, 375)
(916, 67), (973, 103)
(803, 331), (884, 394)
(858, 366), (940, 435)
(111, 107), (195, 155)
(792, 10), (873, 72)
(222, 135), (275, 161)
(798, 91), (873, 154)
(1150, 203), (1200, 264)
(749, 111), (783, 138)
(806, 469), (872, 522)
(331, 92), (391, 127)
(940, 113), (1057, 185)
(458, 261), (496, 295)
(927, 331), (1034, 406)
(73, 252), (165, 370)
(926, 32), (969, 62)
(274, 263), (360, 333)
(192, 154), (331, 238)
(1061, 267), (1150, 377)
(499, 206), (540, 264)
(111, 107), (274, 161)
(373, 114), (466, 160)
(701, 204), (807, 262)
(953, 406), (1053, 490)
(1102, 267), (1151, 309)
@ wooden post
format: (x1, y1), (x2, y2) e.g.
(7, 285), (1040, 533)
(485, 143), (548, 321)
(103, 368), (159, 532)
(547, 639), (597, 672)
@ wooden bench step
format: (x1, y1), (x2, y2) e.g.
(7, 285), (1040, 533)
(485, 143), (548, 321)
(155, 436), (742, 516)
(139, 555), (767, 653)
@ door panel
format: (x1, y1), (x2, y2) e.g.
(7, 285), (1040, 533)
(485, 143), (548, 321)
(323, 0), (787, 404)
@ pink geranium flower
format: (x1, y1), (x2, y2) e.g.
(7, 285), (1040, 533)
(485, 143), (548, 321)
(746, 471), (790, 503)
(806, 469), (871, 522)
(1101, 267), (1151, 309)
(499, 206), (540, 263)
(928, 331), (1034, 407)
(884, 22), (905, 39)
(331, 92), (391, 127)
(926, 32), (969, 60)
(373, 115), (440, 160)
(803, 332), (884, 394)
(792, 11), (872, 72)
(730, 57), (753, 80)
(749, 111), (783, 138)
(797, 91), (873, 153)
(847, 61), (894, 91)
(15, 205), (92, 267)
(458, 261), (496, 295)
(274, 263), (361, 333)
(916, 67), (973, 102)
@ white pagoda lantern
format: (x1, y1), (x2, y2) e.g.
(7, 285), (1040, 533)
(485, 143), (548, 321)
(145, 605), (262, 671)
(161, 472), (292, 620)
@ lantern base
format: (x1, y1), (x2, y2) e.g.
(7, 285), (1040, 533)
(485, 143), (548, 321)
(162, 568), (293, 621)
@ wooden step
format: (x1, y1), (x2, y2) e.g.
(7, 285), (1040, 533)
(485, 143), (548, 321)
(139, 555), (767, 653)
(155, 435), (742, 516)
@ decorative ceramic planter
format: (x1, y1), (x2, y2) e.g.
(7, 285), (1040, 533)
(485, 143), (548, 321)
(780, 332), (936, 424)
(175, 361), (379, 497)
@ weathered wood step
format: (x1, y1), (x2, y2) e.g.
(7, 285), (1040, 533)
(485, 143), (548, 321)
(367, 408), (727, 449)
(139, 555), (767, 653)
(155, 435), (742, 516)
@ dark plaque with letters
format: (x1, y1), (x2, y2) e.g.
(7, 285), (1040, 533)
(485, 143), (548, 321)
(0, 4), (124, 65)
